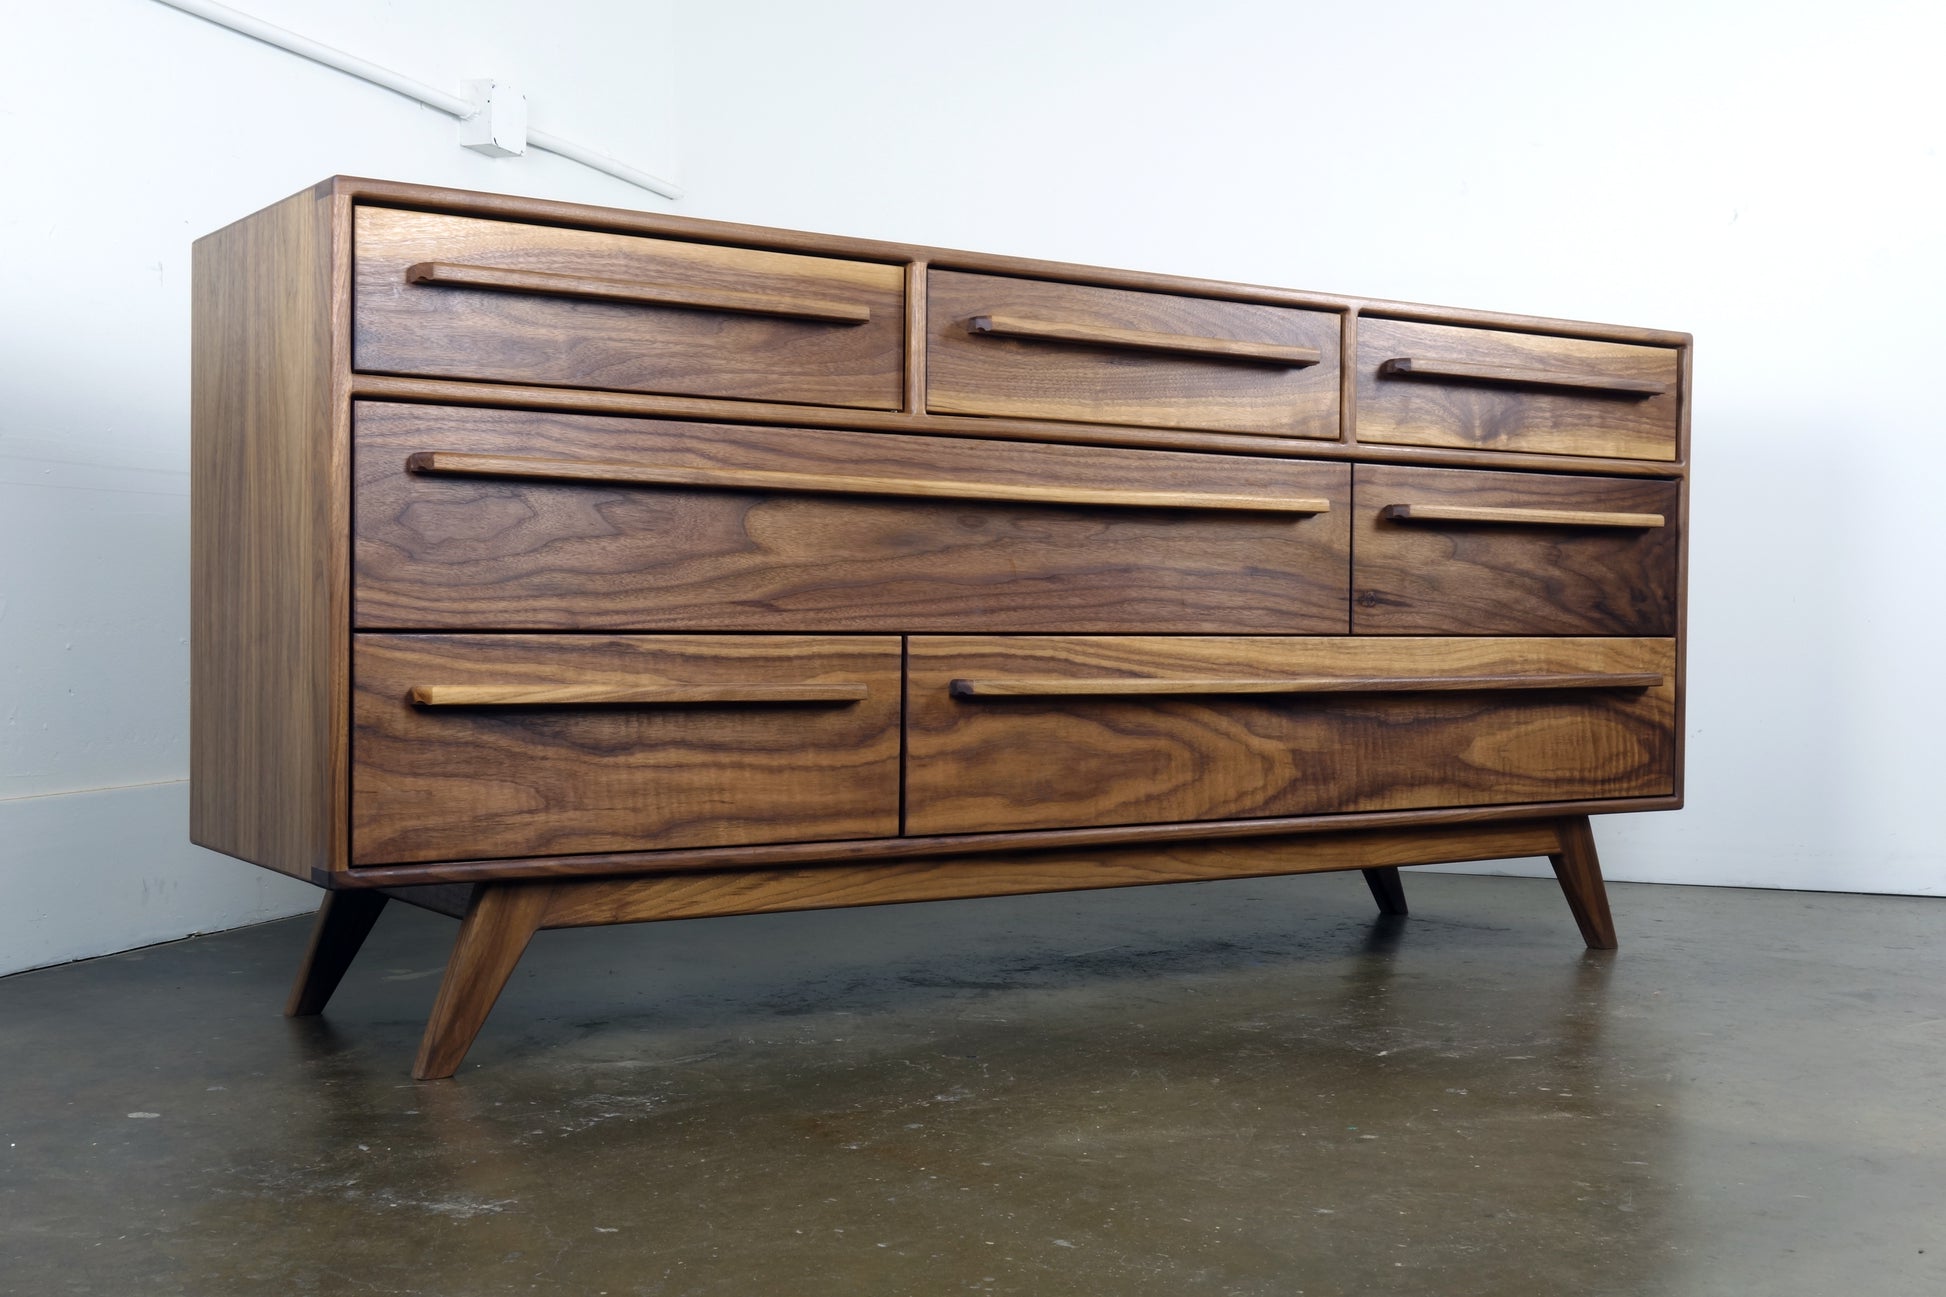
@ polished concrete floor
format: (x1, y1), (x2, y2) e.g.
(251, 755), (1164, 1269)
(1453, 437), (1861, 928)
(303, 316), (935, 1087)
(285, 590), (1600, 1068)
(1, 869), (1940, 1296)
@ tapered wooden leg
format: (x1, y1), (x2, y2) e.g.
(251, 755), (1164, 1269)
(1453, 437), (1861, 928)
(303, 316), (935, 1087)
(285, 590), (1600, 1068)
(285, 890), (390, 1017)
(413, 884), (554, 1081)
(1548, 816), (1618, 950)
(1361, 866), (1409, 916)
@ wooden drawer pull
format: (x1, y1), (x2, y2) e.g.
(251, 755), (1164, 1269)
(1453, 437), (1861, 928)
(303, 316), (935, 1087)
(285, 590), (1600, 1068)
(406, 451), (1332, 515)
(967, 314), (1323, 368)
(409, 683), (868, 707)
(950, 672), (1664, 698)
(405, 261), (872, 325)
(1378, 356), (1668, 397)
(1381, 503), (1666, 529)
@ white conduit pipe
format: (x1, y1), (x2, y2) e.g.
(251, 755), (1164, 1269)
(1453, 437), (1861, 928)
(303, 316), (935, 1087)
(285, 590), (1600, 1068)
(153, 0), (684, 201)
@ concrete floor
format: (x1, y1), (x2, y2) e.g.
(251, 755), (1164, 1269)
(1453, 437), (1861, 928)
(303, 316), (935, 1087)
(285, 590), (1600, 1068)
(0, 870), (1940, 1296)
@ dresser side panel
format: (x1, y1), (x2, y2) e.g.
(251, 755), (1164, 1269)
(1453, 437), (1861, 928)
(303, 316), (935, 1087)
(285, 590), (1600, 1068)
(190, 187), (345, 880)
(1673, 339), (1692, 804)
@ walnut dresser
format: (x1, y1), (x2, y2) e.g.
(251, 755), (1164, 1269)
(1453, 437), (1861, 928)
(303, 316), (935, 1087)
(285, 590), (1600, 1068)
(191, 177), (1689, 1079)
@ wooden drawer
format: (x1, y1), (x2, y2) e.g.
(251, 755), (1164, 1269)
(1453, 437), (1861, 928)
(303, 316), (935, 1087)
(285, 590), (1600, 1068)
(353, 207), (904, 409)
(1353, 464), (1679, 635)
(905, 636), (1676, 835)
(353, 402), (1352, 633)
(1356, 317), (1680, 461)
(351, 634), (900, 865)
(926, 270), (1341, 438)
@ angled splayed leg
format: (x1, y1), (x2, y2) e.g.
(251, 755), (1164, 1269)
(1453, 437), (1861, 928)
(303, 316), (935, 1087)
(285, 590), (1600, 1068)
(1548, 815), (1618, 950)
(285, 889), (390, 1017)
(413, 883), (554, 1080)
(1361, 866), (1409, 916)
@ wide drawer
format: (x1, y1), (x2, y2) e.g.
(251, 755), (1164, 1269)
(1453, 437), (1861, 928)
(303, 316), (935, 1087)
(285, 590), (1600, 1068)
(353, 207), (905, 410)
(351, 634), (901, 865)
(926, 270), (1341, 438)
(1356, 317), (1681, 461)
(353, 402), (1352, 633)
(1353, 464), (1680, 635)
(904, 636), (1676, 835)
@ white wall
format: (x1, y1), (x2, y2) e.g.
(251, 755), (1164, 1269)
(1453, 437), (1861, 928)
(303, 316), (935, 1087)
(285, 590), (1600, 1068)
(0, 0), (679, 974)
(3, 1), (1940, 973)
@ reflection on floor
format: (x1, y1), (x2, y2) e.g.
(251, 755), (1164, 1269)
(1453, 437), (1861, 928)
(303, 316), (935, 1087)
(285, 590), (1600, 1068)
(1, 870), (1939, 1296)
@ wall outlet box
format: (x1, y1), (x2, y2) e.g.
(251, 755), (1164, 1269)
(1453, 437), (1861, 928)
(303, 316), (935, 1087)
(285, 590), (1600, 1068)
(458, 79), (527, 157)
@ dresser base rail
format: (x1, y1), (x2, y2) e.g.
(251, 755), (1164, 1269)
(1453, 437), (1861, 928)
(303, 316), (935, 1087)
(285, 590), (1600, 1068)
(283, 815), (1616, 1080)
(322, 796), (1678, 890)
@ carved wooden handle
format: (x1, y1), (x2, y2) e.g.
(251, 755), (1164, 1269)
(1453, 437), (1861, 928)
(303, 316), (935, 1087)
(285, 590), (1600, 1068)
(1380, 503), (1666, 529)
(949, 673), (1665, 698)
(1378, 356), (1667, 396)
(405, 261), (871, 325)
(967, 314), (1323, 368)
(408, 683), (868, 707)
(406, 452), (1332, 515)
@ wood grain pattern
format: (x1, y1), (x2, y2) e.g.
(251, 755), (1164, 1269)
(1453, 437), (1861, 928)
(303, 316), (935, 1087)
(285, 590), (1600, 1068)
(414, 883), (554, 1079)
(538, 821), (1569, 929)
(404, 261), (874, 323)
(404, 450), (1333, 513)
(353, 371), (1688, 476)
(1358, 317), (1680, 461)
(352, 634), (901, 865)
(1549, 815), (1618, 949)
(1354, 464), (1681, 635)
(906, 636), (1677, 835)
(194, 178), (1692, 1076)
(929, 270), (1342, 438)
(354, 403), (1352, 633)
(334, 795), (1685, 888)
(967, 314), (1324, 367)
(190, 186), (346, 879)
(354, 207), (905, 410)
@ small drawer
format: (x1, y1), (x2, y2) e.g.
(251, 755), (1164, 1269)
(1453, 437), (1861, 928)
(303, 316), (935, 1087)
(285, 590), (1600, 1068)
(353, 402), (1352, 633)
(351, 634), (901, 865)
(904, 636), (1676, 836)
(927, 270), (1341, 438)
(1353, 464), (1680, 635)
(353, 207), (904, 410)
(1356, 317), (1681, 461)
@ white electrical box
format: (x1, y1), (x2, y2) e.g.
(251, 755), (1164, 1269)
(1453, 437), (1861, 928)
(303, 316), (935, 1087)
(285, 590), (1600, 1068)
(458, 79), (527, 157)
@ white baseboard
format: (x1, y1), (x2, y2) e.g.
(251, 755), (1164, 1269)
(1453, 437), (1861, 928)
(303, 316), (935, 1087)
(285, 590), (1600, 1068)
(0, 781), (317, 976)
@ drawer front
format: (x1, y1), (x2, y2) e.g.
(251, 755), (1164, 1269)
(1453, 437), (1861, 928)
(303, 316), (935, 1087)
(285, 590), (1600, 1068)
(1353, 465), (1680, 635)
(1356, 317), (1680, 461)
(354, 402), (1352, 633)
(927, 270), (1341, 438)
(352, 634), (900, 865)
(905, 636), (1676, 835)
(353, 207), (904, 410)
